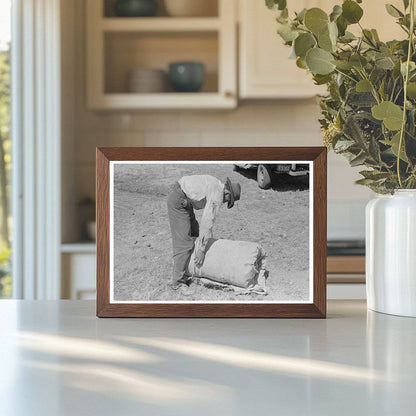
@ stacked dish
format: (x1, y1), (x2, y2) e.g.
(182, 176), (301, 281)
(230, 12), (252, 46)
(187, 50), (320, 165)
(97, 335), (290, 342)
(127, 68), (167, 93)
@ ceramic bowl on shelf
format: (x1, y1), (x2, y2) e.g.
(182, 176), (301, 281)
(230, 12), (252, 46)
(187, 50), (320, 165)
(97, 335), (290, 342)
(127, 68), (167, 93)
(168, 62), (205, 92)
(114, 0), (158, 17)
(164, 0), (217, 17)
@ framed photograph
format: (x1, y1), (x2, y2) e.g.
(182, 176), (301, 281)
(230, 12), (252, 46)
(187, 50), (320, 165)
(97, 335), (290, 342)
(96, 147), (327, 318)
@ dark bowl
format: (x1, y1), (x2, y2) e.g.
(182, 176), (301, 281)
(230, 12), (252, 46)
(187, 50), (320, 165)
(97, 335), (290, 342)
(169, 62), (205, 93)
(114, 0), (158, 17)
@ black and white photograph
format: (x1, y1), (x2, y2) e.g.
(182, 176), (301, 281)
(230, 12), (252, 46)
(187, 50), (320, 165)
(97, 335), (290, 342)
(109, 161), (313, 303)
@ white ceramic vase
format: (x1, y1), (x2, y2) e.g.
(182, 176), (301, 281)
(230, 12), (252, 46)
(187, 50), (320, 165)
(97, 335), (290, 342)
(366, 190), (416, 317)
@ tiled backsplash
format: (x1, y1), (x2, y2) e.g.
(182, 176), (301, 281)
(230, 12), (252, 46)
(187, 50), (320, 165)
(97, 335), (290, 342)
(72, 101), (373, 242)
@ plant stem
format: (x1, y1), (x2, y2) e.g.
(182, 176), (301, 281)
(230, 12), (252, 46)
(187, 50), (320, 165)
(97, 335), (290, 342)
(390, 79), (397, 101)
(397, 0), (415, 188)
(334, 68), (357, 83)
(358, 69), (380, 104)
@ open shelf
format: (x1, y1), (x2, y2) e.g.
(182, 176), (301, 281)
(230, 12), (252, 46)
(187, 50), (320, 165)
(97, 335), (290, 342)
(61, 242), (96, 254)
(86, 0), (237, 109)
(103, 0), (219, 18)
(104, 31), (219, 94)
(91, 92), (235, 109)
(101, 17), (221, 32)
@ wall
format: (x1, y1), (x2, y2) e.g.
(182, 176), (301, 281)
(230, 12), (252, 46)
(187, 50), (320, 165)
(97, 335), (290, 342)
(61, 0), (373, 243)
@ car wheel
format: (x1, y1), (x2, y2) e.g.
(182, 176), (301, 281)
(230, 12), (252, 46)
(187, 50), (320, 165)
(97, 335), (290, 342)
(257, 164), (272, 189)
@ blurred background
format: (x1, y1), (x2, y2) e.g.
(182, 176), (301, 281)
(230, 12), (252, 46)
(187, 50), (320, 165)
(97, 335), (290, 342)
(1, 0), (404, 300)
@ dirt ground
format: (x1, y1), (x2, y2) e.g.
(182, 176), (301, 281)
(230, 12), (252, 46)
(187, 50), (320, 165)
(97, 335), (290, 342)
(113, 163), (310, 302)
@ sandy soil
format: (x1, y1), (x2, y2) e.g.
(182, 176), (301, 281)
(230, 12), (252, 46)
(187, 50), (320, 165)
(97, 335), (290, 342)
(113, 163), (310, 302)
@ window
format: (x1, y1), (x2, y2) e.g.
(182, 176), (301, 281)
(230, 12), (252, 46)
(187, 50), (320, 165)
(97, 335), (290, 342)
(0, 0), (11, 298)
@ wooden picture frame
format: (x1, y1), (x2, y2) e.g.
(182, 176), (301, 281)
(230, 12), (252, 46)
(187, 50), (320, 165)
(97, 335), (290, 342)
(96, 147), (327, 318)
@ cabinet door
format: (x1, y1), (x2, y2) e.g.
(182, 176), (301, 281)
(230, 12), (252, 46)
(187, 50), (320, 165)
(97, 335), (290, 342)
(239, 0), (321, 99)
(62, 253), (96, 300)
(360, 0), (404, 41)
(238, 0), (403, 99)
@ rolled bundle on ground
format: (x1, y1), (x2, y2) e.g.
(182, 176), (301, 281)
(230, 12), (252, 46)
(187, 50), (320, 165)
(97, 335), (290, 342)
(187, 239), (267, 289)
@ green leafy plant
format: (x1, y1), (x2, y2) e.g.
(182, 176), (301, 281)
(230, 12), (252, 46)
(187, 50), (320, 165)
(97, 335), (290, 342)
(267, 0), (416, 193)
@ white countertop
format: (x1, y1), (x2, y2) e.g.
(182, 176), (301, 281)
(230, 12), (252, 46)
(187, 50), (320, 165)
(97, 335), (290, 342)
(0, 300), (415, 415)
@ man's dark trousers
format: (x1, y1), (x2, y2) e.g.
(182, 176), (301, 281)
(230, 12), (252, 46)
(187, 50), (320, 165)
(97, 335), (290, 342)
(167, 182), (199, 285)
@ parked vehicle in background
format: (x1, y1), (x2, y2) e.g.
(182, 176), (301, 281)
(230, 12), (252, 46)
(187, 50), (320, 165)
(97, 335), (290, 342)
(234, 163), (309, 189)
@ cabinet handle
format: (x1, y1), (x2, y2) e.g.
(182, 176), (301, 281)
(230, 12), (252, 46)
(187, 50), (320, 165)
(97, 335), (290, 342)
(225, 91), (234, 98)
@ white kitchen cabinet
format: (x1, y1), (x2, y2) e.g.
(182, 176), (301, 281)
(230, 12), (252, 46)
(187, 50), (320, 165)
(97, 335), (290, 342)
(239, 0), (324, 99)
(86, 0), (237, 109)
(61, 244), (96, 300)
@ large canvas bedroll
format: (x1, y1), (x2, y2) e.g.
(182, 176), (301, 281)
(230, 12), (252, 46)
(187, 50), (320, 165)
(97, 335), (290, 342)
(187, 238), (267, 289)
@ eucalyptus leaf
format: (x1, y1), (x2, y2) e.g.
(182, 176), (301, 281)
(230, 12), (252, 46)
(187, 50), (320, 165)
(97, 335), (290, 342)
(334, 139), (355, 152)
(295, 8), (307, 22)
(304, 8), (329, 35)
(369, 136), (382, 162)
(409, 109), (416, 136)
(280, 8), (289, 19)
(393, 61), (402, 78)
(350, 53), (368, 69)
(375, 56), (396, 70)
(360, 170), (392, 180)
(385, 4), (404, 18)
(339, 31), (356, 42)
(277, 23), (299, 42)
(328, 21), (338, 45)
(372, 101), (404, 130)
(342, 0), (364, 24)
(313, 74), (332, 85)
(363, 29), (375, 44)
(382, 132), (409, 161)
(266, 0), (287, 11)
(333, 59), (353, 70)
(370, 67), (386, 84)
(306, 48), (335, 75)
(344, 113), (370, 147)
(349, 92), (377, 107)
(356, 79), (372, 92)
(401, 61), (416, 76)
(379, 78), (386, 99)
(294, 33), (315, 57)
(355, 178), (377, 185)
(371, 29), (380, 42)
(330, 5), (342, 22)
(407, 82), (416, 99)
(336, 15), (348, 36)
(318, 31), (334, 52)
(296, 57), (307, 69)
(350, 152), (368, 167)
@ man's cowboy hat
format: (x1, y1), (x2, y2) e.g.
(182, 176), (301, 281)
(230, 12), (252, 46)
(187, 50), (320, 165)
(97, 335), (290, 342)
(225, 177), (241, 209)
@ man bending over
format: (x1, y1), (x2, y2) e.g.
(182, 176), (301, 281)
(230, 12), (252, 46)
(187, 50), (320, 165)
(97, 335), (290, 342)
(167, 175), (241, 294)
